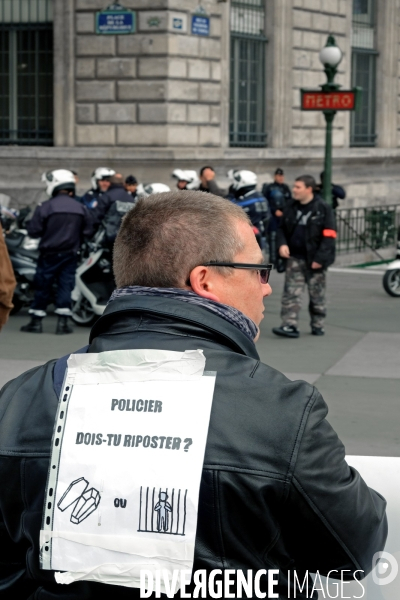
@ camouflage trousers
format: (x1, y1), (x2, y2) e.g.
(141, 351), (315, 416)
(281, 257), (326, 328)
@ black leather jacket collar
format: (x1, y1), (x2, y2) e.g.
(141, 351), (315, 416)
(89, 295), (260, 360)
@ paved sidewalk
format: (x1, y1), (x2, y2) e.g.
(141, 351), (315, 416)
(257, 267), (400, 457)
(1, 268), (399, 457)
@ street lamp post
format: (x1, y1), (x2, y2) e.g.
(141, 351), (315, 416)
(319, 35), (343, 207)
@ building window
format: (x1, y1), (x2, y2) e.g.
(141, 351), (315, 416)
(0, 0), (53, 146)
(350, 0), (377, 146)
(229, 0), (267, 148)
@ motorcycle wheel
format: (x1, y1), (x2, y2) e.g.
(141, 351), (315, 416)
(383, 269), (400, 297)
(71, 294), (97, 326)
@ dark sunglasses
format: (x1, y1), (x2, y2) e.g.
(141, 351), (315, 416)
(202, 262), (272, 284)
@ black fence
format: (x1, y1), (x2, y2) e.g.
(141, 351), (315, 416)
(336, 204), (400, 254)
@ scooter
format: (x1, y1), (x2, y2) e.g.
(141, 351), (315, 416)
(71, 228), (115, 326)
(383, 259), (400, 297)
(4, 228), (40, 314)
(382, 234), (400, 297)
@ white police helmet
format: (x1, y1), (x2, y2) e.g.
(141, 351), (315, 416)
(171, 169), (200, 190)
(91, 167), (116, 190)
(41, 169), (76, 197)
(228, 169), (258, 191)
(137, 183), (171, 198)
(144, 183), (171, 197)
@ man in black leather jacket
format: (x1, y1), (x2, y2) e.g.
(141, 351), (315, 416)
(273, 175), (337, 339)
(0, 191), (387, 599)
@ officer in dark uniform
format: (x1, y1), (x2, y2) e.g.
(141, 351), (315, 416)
(228, 169), (271, 250)
(124, 175), (138, 201)
(20, 170), (93, 335)
(171, 169), (200, 191)
(79, 167), (116, 210)
(93, 174), (136, 245)
(262, 168), (292, 265)
(315, 171), (346, 210)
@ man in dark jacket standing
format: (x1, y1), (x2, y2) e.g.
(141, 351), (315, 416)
(198, 166), (227, 197)
(20, 169), (93, 335)
(273, 174), (336, 338)
(0, 192), (386, 598)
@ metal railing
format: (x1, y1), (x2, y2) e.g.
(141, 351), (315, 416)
(336, 204), (400, 254)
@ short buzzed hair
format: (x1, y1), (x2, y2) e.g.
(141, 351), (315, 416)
(110, 174), (124, 185)
(113, 190), (251, 288)
(295, 175), (316, 191)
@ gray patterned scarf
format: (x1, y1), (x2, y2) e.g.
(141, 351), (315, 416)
(108, 286), (258, 342)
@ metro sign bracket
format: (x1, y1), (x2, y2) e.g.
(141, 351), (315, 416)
(300, 87), (362, 112)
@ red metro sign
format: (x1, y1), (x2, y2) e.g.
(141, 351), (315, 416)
(301, 89), (361, 111)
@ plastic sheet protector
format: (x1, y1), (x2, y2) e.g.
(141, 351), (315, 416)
(40, 349), (216, 591)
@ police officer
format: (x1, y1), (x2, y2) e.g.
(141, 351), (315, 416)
(262, 168), (292, 264)
(228, 169), (271, 250)
(20, 169), (93, 334)
(315, 171), (346, 210)
(171, 169), (200, 191)
(93, 174), (136, 245)
(79, 167), (116, 210)
(124, 175), (138, 200)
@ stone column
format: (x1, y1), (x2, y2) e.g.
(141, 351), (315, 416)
(376, 0), (398, 148)
(266, 0), (293, 148)
(53, 0), (75, 147)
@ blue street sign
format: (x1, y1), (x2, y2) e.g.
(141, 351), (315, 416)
(191, 15), (210, 36)
(96, 10), (136, 35)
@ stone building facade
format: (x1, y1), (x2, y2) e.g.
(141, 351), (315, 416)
(1, 0), (400, 208)
(73, 2), (223, 149)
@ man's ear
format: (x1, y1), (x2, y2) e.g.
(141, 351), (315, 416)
(188, 266), (221, 303)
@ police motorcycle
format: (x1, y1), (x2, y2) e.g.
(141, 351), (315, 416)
(171, 169), (200, 190)
(4, 232), (39, 314)
(227, 169), (271, 252)
(382, 231), (400, 297)
(71, 226), (114, 326)
(1, 205), (19, 231)
(2, 207), (40, 314)
(71, 182), (171, 326)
